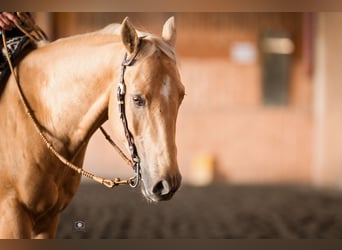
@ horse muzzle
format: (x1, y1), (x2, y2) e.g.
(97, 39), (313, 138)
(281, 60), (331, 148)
(141, 173), (182, 202)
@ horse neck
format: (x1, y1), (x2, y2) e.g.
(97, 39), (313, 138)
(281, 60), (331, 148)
(20, 35), (124, 155)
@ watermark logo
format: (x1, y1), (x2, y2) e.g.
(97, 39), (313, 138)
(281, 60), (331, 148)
(73, 220), (86, 232)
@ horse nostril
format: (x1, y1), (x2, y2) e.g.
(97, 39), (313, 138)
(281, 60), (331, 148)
(152, 179), (170, 196)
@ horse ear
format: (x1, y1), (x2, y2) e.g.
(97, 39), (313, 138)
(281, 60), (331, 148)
(121, 17), (139, 54)
(162, 16), (176, 47)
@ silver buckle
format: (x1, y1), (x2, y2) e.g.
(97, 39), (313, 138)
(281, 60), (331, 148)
(129, 163), (140, 188)
(118, 82), (126, 95)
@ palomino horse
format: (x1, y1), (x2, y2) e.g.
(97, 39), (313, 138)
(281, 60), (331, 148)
(0, 17), (184, 238)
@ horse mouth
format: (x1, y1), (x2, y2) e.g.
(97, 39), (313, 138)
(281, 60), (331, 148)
(141, 188), (175, 202)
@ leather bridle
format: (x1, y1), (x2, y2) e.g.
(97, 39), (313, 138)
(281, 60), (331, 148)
(114, 38), (144, 187)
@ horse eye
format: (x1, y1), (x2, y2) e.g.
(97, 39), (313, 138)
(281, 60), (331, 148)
(132, 95), (145, 107)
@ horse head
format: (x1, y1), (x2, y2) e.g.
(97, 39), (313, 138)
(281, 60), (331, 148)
(108, 17), (185, 202)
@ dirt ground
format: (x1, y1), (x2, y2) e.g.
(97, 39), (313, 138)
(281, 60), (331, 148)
(56, 183), (342, 238)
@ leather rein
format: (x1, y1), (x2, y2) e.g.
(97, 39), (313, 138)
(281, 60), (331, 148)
(1, 14), (141, 189)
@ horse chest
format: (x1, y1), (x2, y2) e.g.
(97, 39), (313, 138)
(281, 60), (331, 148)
(18, 168), (81, 216)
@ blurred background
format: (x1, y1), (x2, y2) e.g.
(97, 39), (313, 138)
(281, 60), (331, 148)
(31, 12), (342, 188)
(27, 12), (342, 238)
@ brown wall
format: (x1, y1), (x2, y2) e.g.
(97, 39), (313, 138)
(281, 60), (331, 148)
(177, 58), (312, 184)
(313, 13), (342, 188)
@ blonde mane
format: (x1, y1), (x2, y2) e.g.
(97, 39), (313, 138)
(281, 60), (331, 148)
(97, 23), (176, 62)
